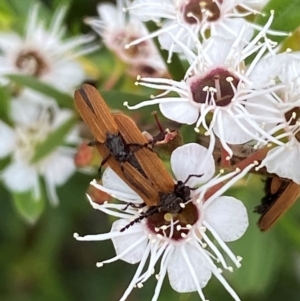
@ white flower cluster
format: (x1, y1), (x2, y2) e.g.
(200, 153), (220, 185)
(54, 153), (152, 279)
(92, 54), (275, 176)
(0, 5), (97, 205)
(75, 0), (300, 300)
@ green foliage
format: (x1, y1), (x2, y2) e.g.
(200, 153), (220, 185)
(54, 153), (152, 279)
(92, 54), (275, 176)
(0, 0), (15, 30)
(0, 85), (11, 125)
(12, 188), (45, 224)
(31, 115), (77, 164)
(6, 74), (74, 109)
(256, 0), (300, 43)
(229, 181), (284, 296)
(146, 21), (185, 81)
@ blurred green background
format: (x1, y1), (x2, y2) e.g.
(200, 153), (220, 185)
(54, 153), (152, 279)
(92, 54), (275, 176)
(1, 0), (300, 301)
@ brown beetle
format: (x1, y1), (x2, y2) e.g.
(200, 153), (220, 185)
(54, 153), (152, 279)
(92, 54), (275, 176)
(74, 84), (202, 229)
(255, 175), (300, 231)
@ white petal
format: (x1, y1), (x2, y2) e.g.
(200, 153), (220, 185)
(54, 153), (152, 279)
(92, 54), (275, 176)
(40, 150), (76, 185)
(129, 0), (173, 22)
(43, 60), (86, 92)
(102, 167), (140, 199)
(249, 53), (289, 83)
(97, 3), (120, 28)
(204, 196), (249, 242)
(204, 38), (233, 65)
(213, 110), (255, 144)
(264, 142), (300, 184)
(10, 98), (42, 125)
(2, 161), (38, 193)
(51, 108), (74, 129)
(167, 244), (212, 292)
(159, 101), (199, 125)
(211, 19), (253, 44)
(171, 143), (215, 186)
(111, 219), (147, 264)
(245, 95), (282, 132)
(0, 121), (16, 157)
(158, 21), (192, 53)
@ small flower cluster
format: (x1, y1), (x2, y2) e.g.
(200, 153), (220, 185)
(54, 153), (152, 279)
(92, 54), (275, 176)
(0, 4), (97, 210)
(74, 0), (300, 301)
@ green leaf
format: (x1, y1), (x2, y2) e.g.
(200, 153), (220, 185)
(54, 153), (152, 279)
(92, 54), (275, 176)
(255, 0), (300, 44)
(227, 178), (284, 296)
(146, 21), (185, 81)
(6, 74), (74, 109)
(12, 189), (45, 224)
(101, 90), (165, 122)
(0, 85), (12, 125)
(31, 115), (77, 164)
(0, 0), (15, 30)
(0, 156), (11, 171)
(101, 90), (147, 107)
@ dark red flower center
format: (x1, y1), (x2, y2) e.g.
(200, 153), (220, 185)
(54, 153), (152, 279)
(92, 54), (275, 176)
(15, 50), (48, 77)
(285, 107), (300, 142)
(181, 0), (223, 24)
(189, 67), (239, 107)
(146, 202), (199, 241)
(114, 32), (150, 58)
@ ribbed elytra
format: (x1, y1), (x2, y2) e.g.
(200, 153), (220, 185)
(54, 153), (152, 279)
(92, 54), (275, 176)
(74, 84), (202, 230)
(254, 176), (300, 231)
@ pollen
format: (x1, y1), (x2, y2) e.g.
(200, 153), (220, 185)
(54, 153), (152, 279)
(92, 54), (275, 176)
(164, 213), (173, 221)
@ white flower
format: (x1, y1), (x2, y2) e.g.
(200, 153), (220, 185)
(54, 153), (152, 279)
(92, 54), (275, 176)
(0, 98), (79, 205)
(124, 16), (284, 156)
(0, 4), (98, 92)
(252, 52), (300, 183)
(74, 143), (255, 301)
(125, 0), (278, 61)
(85, 0), (166, 77)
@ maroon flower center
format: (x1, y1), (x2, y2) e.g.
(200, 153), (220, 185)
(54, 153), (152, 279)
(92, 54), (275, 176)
(181, 0), (223, 24)
(189, 68), (239, 107)
(113, 32), (150, 58)
(15, 50), (48, 77)
(146, 202), (199, 241)
(285, 107), (300, 142)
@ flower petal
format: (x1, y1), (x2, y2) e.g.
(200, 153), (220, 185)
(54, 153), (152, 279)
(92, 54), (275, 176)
(264, 141), (300, 184)
(171, 143), (215, 186)
(111, 219), (147, 264)
(2, 161), (38, 193)
(40, 149), (76, 185)
(213, 110), (255, 144)
(167, 244), (212, 292)
(204, 196), (249, 241)
(0, 121), (15, 157)
(158, 21), (193, 53)
(102, 167), (140, 199)
(160, 101), (199, 125)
